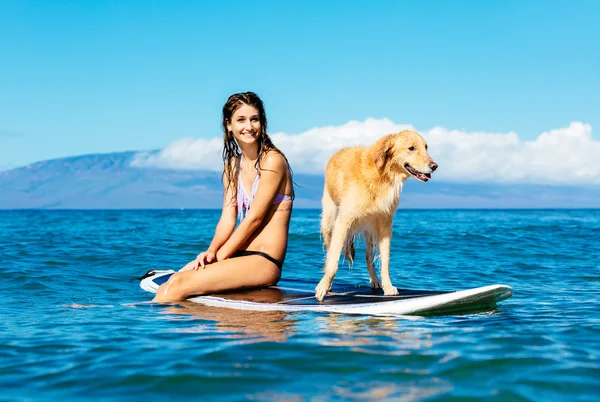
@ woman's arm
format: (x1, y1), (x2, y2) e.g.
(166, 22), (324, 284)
(216, 152), (287, 260)
(191, 164), (238, 269)
(207, 182), (237, 253)
(206, 214), (236, 255)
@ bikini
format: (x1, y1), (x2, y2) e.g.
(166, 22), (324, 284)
(232, 161), (292, 270)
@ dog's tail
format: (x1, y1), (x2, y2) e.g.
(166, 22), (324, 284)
(343, 236), (356, 266)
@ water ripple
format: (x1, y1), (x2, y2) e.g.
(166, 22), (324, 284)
(1, 209), (599, 401)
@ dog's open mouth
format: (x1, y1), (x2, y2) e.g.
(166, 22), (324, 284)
(404, 164), (431, 182)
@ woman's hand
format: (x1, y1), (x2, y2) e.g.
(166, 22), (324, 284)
(194, 249), (217, 269)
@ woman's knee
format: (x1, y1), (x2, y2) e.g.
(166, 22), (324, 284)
(266, 268), (282, 287)
(160, 272), (190, 299)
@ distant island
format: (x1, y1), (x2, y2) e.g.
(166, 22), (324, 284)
(1, 151), (598, 209)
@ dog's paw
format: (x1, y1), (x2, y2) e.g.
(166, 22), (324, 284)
(369, 277), (382, 289)
(315, 279), (332, 302)
(383, 286), (399, 296)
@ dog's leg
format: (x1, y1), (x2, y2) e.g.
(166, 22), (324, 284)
(377, 218), (398, 296)
(315, 213), (352, 301)
(320, 188), (336, 251)
(365, 231), (381, 289)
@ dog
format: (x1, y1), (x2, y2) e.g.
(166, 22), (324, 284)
(315, 130), (438, 301)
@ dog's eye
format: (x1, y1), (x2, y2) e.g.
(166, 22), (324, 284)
(408, 146), (415, 151)
(425, 144), (428, 150)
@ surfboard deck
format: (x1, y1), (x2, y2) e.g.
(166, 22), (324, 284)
(140, 270), (512, 316)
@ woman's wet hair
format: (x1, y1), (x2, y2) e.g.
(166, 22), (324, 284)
(221, 92), (294, 203)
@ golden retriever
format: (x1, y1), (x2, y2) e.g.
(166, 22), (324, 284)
(315, 130), (438, 301)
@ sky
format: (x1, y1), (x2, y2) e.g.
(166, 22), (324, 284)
(1, 0), (599, 183)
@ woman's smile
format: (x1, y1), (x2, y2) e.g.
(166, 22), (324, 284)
(227, 103), (262, 146)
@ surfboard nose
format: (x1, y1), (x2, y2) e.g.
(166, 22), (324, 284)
(494, 285), (513, 303)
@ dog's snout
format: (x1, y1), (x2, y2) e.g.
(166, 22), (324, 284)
(429, 161), (438, 171)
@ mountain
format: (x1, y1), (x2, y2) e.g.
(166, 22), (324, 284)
(1, 151), (599, 209)
(0, 152), (323, 209)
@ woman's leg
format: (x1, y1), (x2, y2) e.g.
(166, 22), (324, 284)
(152, 255), (281, 302)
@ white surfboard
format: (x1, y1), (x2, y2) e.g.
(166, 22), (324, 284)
(140, 270), (512, 316)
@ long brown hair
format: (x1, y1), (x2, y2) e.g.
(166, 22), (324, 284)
(221, 92), (294, 203)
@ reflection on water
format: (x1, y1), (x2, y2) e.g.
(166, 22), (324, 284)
(329, 380), (453, 401)
(162, 291), (298, 343)
(246, 382), (453, 402)
(158, 303), (461, 401)
(158, 296), (474, 354)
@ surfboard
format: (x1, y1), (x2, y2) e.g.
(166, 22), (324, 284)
(140, 270), (513, 316)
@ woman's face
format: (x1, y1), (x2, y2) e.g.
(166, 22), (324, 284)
(227, 103), (261, 146)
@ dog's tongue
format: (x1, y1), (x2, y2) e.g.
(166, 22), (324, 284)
(417, 172), (430, 182)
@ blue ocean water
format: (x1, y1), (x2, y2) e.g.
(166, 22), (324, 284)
(1, 209), (599, 401)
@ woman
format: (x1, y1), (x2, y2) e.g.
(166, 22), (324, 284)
(153, 92), (294, 302)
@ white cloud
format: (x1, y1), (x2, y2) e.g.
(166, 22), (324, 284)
(131, 119), (599, 184)
(131, 137), (224, 171)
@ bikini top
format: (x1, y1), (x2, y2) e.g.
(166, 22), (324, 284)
(237, 167), (292, 220)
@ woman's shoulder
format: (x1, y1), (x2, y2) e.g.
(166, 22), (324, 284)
(261, 149), (288, 171)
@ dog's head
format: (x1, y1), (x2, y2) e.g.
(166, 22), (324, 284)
(375, 130), (438, 182)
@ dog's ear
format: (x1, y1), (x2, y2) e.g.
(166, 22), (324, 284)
(375, 136), (394, 171)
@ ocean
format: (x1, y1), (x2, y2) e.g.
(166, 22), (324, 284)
(1, 209), (599, 401)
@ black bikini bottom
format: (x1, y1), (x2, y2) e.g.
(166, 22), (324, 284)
(230, 250), (283, 270)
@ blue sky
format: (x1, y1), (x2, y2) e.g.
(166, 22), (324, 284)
(1, 0), (598, 171)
